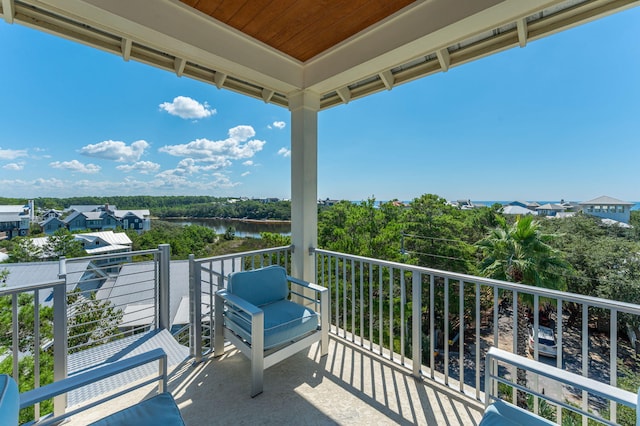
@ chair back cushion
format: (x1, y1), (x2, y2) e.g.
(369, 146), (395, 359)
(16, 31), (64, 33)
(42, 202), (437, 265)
(0, 374), (19, 425)
(228, 266), (288, 306)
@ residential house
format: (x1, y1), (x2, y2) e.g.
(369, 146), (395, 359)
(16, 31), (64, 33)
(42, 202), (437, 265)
(0, 204), (32, 239)
(501, 205), (536, 216)
(61, 205), (150, 233)
(30, 230), (132, 261)
(507, 200), (540, 211)
(114, 209), (150, 232)
(535, 203), (567, 217)
(579, 195), (635, 224)
(40, 216), (67, 235)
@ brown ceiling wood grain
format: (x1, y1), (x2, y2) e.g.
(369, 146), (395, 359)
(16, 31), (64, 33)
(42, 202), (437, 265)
(180, 0), (415, 62)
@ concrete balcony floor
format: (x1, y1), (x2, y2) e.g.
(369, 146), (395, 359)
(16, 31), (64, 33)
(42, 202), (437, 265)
(67, 336), (484, 425)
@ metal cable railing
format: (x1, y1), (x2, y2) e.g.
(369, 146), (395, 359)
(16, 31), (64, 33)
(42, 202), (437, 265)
(313, 248), (640, 424)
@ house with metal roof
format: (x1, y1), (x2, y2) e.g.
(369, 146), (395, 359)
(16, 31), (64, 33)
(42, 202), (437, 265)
(502, 205), (536, 216)
(30, 230), (132, 260)
(535, 203), (567, 217)
(62, 205), (150, 233)
(579, 195), (635, 224)
(0, 203), (32, 239)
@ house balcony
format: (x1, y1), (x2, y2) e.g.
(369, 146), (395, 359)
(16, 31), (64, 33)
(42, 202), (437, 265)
(2, 246), (639, 425)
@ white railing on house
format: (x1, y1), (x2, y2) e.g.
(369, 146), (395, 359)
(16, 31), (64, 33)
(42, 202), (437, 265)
(188, 245), (292, 361)
(312, 248), (640, 424)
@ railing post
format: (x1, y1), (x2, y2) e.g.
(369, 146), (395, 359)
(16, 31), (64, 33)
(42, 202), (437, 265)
(158, 244), (171, 330)
(53, 279), (68, 418)
(412, 271), (421, 378)
(189, 254), (202, 362)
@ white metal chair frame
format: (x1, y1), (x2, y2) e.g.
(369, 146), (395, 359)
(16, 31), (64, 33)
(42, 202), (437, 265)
(214, 272), (328, 397)
(484, 347), (639, 425)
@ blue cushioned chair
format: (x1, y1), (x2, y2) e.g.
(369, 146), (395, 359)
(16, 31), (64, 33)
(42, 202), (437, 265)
(214, 265), (328, 397)
(0, 348), (185, 426)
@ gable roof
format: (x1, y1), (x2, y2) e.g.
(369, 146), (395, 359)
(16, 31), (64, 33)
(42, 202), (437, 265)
(114, 209), (150, 219)
(579, 196), (634, 206)
(536, 203), (566, 211)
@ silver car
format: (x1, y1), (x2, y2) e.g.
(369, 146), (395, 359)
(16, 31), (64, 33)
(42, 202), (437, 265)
(528, 325), (557, 358)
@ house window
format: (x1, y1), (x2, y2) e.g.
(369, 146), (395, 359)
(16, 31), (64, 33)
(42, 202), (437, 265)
(618, 206), (625, 213)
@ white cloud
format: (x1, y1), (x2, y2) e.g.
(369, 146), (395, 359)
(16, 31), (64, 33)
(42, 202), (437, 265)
(116, 161), (161, 174)
(159, 96), (216, 119)
(241, 171), (251, 177)
(272, 121), (286, 129)
(80, 140), (149, 162)
(0, 148), (27, 160)
(3, 163), (24, 171)
(243, 160), (254, 166)
(159, 125), (265, 168)
(153, 167), (239, 190)
(50, 159), (101, 174)
(277, 147), (291, 157)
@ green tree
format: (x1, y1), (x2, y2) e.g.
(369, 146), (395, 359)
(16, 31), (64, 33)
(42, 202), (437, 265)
(67, 288), (123, 352)
(46, 228), (85, 259)
(477, 215), (567, 407)
(9, 237), (43, 262)
(403, 194), (476, 273)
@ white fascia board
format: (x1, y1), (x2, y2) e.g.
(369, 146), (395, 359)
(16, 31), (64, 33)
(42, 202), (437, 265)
(304, 0), (564, 94)
(32, 0), (303, 93)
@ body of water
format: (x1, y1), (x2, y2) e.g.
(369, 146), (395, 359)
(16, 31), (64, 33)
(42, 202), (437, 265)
(165, 218), (291, 239)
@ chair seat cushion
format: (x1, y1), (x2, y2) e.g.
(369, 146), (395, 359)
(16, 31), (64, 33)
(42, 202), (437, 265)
(225, 299), (319, 350)
(479, 400), (555, 426)
(89, 392), (185, 426)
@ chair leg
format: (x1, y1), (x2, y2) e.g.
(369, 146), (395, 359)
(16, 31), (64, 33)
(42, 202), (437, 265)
(320, 289), (329, 357)
(251, 310), (265, 397)
(214, 293), (225, 357)
(251, 357), (264, 397)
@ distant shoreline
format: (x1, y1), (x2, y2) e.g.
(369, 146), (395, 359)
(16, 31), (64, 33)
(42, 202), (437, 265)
(162, 217), (291, 224)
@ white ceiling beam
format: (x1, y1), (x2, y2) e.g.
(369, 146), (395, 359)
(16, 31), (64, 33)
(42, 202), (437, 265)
(436, 48), (450, 72)
(306, 0), (566, 92)
(379, 70), (395, 90)
(33, 0), (303, 93)
(214, 72), (227, 89)
(121, 38), (132, 61)
(336, 87), (351, 104)
(261, 88), (274, 103)
(517, 18), (528, 47)
(2, 0), (15, 24)
(174, 57), (186, 77)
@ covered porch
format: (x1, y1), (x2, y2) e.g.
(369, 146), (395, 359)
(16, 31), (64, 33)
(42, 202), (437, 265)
(1, 0), (638, 282)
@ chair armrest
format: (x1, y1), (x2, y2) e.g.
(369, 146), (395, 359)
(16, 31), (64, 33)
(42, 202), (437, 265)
(484, 347), (637, 425)
(216, 289), (262, 317)
(20, 348), (168, 426)
(287, 276), (328, 294)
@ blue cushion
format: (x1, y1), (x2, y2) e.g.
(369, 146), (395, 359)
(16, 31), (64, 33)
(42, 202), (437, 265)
(225, 299), (319, 350)
(89, 392), (184, 426)
(0, 374), (19, 425)
(480, 400), (555, 426)
(228, 266), (288, 307)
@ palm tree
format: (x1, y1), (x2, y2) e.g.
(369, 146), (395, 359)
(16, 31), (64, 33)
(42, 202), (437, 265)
(477, 215), (567, 408)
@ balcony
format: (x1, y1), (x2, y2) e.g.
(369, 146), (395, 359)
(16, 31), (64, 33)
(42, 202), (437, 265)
(2, 246), (639, 425)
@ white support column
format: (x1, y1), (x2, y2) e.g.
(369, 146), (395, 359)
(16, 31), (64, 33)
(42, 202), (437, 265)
(289, 90), (320, 282)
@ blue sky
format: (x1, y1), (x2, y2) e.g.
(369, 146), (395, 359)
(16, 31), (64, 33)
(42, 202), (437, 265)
(0, 7), (638, 203)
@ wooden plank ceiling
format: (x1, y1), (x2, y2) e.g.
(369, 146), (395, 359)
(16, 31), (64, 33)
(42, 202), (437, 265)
(180, 0), (415, 62)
